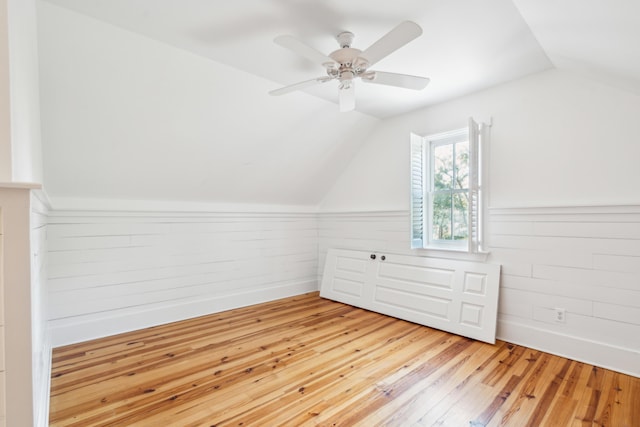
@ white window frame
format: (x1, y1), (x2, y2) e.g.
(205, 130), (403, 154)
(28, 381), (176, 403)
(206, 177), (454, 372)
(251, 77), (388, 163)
(411, 118), (489, 254)
(427, 128), (469, 250)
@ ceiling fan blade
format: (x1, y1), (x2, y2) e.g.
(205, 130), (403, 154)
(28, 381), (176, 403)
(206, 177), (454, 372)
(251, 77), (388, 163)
(274, 35), (336, 67)
(360, 21), (422, 67)
(269, 77), (332, 96)
(339, 84), (355, 112)
(362, 71), (430, 90)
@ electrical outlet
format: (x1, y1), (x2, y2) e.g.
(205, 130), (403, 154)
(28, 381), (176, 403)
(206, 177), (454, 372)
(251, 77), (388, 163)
(554, 308), (566, 323)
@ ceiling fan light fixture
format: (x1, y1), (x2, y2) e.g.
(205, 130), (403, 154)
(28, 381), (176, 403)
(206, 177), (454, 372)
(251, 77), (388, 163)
(338, 69), (355, 90)
(339, 79), (352, 90)
(353, 57), (369, 72)
(270, 21), (429, 111)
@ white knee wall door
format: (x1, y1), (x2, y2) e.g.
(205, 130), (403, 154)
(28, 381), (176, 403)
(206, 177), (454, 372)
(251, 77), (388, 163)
(320, 249), (501, 344)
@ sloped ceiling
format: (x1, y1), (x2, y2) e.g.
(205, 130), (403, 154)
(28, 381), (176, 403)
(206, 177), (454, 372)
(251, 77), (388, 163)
(41, 0), (554, 118)
(38, 2), (378, 207)
(37, 0), (640, 207)
(513, 0), (640, 95)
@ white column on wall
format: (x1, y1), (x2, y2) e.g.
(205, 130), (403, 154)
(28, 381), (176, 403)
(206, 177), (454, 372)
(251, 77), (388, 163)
(0, 207), (5, 427)
(0, 185), (39, 427)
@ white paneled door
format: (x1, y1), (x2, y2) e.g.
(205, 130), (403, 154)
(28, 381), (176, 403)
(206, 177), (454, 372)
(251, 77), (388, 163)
(321, 249), (501, 343)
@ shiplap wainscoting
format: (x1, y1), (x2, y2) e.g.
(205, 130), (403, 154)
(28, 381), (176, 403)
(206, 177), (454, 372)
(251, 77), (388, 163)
(48, 210), (318, 346)
(30, 191), (51, 427)
(488, 205), (640, 377)
(318, 208), (640, 377)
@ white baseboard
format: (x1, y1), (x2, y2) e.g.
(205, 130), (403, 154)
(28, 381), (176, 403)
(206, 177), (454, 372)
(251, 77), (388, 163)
(50, 280), (318, 347)
(497, 319), (640, 378)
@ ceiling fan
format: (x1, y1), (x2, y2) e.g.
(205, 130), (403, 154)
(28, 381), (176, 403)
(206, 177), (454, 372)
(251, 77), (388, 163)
(269, 21), (430, 112)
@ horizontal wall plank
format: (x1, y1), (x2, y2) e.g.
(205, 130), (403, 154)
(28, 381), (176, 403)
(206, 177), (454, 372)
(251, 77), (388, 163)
(593, 254), (640, 273)
(499, 287), (593, 317)
(489, 234), (640, 256)
(594, 302), (640, 326)
(487, 247), (592, 270)
(534, 221), (640, 239)
(501, 274), (640, 308)
(533, 264), (640, 291)
(489, 220), (535, 236)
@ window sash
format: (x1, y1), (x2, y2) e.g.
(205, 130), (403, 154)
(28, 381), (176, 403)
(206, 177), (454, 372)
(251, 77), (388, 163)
(410, 118), (488, 253)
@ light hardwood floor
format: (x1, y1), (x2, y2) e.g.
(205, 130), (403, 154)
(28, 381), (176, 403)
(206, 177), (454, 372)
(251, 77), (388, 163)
(50, 292), (640, 426)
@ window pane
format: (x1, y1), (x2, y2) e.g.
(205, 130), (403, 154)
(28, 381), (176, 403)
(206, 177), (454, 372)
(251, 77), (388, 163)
(454, 141), (469, 190)
(432, 193), (452, 240)
(433, 144), (453, 190)
(453, 192), (469, 240)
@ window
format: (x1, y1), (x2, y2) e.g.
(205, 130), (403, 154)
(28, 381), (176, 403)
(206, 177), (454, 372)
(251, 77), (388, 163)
(411, 118), (489, 252)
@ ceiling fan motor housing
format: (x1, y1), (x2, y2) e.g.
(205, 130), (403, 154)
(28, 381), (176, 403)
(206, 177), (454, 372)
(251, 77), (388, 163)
(329, 44), (369, 85)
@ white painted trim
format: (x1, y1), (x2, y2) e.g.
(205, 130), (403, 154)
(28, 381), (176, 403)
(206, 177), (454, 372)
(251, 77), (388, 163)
(57, 202), (640, 216)
(31, 188), (52, 211)
(317, 210), (407, 217)
(48, 197), (319, 214)
(322, 204), (640, 216)
(0, 182), (41, 189)
(497, 318), (640, 378)
(411, 247), (490, 262)
(489, 204), (640, 215)
(48, 210), (318, 220)
(50, 280), (318, 347)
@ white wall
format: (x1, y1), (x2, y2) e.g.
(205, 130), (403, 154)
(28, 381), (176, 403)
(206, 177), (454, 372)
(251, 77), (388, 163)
(318, 69), (640, 377)
(320, 69), (640, 211)
(48, 206), (318, 346)
(38, 2), (378, 206)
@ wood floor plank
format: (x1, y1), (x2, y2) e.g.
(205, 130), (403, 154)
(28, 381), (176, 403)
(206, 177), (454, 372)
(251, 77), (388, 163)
(537, 361), (589, 427)
(412, 343), (518, 425)
(49, 292), (640, 426)
(371, 340), (498, 426)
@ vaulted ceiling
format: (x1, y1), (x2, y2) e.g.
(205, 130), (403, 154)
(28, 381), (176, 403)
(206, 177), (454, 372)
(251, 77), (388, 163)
(41, 0), (640, 118)
(37, 0), (640, 207)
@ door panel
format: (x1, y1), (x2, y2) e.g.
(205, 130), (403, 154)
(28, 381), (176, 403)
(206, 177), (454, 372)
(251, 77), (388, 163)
(320, 249), (501, 344)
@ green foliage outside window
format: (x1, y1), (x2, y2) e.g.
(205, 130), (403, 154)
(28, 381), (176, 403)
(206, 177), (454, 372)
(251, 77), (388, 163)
(432, 141), (469, 241)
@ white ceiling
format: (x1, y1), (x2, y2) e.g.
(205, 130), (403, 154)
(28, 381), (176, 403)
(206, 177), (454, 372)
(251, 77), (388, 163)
(40, 0), (640, 118)
(513, 0), (640, 96)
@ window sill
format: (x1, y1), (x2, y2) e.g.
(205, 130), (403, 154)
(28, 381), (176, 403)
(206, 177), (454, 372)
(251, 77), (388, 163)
(413, 246), (490, 262)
